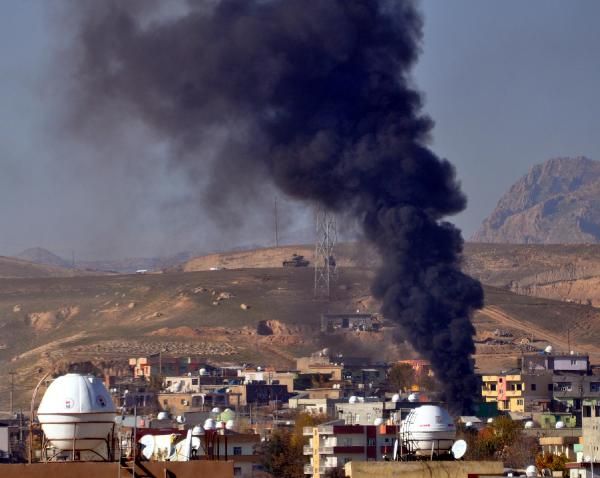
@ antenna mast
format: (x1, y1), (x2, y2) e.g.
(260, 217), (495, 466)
(314, 207), (337, 298)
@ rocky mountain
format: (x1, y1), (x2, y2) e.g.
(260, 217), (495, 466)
(473, 157), (600, 243)
(16, 247), (72, 268)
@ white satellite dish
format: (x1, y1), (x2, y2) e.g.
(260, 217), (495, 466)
(393, 439), (399, 461)
(487, 417), (494, 424)
(374, 417), (384, 426)
(139, 434), (155, 460)
(451, 439), (468, 460)
(555, 421), (565, 429)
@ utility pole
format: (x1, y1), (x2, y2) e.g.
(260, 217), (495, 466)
(9, 371), (15, 416)
(314, 207), (337, 298)
(274, 197), (279, 247)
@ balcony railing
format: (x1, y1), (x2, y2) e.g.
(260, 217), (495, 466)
(304, 464), (327, 475)
(303, 445), (336, 455)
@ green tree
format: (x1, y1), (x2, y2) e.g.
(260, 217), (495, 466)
(388, 363), (415, 392)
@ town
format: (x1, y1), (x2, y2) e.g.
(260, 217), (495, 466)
(1, 340), (598, 478)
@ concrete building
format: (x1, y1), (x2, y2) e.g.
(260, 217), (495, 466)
(226, 383), (288, 407)
(539, 435), (579, 461)
(520, 352), (590, 375)
(303, 422), (398, 477)
(237, 369), (296, 392)
(581, 399), (600, 459)
(0, 422), (9, 462)
(552, 374), (600, 415)
(320, 313), (378, 332)
(481, 370), (553, 412)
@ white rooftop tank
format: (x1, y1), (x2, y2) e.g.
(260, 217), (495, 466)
(400, 405), (456, 455)
(37, 373), (116, 454)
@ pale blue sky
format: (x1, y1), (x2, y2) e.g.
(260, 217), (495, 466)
(1, 1), (599, 259)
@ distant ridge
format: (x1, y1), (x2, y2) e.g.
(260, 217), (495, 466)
(473, 157), (600, 243)
(16, 247), (72, 268)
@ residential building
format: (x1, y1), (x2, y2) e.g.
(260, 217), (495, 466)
(481, 370), (553, 412)
(303, 422), (398, 478)
(520, 352), (590, 375)
(320, 313), (378, 332)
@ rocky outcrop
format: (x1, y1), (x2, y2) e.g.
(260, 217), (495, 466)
(473, 157), (600, 243)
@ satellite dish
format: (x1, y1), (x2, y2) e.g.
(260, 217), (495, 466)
(555, 421), (565, 429)
(526, 465), (538, 477)
(391, 394), (400, 403)
(544, 345), (553, 354)
(451, 439), (468, 460)
(139, 434), (155, 460)
(374, 417), (384, 426)
(487, 417), (494, 424)
(393, 439), (399, 461)
(524, 421), (534, 429)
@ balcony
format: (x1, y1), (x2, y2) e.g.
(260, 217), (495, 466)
(481, 389), (497, 397)
(303, 445), (336, 455)
(304, 464), (327, 475)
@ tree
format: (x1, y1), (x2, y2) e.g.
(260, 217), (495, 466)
(459, 416), (539, 467)
(536, 452), (568, 477)
(388, 363), (416, 392)
(258, 412), (328, 478)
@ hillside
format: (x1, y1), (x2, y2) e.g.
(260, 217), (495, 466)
(0, 256), (90, 279)
(16, 247), (72, 269)
(184, 242), (600, 307)
(473, 157), (600, 243)
(2, 262), (600, 411)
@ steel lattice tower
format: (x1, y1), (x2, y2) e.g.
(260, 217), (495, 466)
(314, 208), (337, 298)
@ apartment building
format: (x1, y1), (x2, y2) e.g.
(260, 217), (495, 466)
(303, 422), (398, 478)
(481, 370), (553, 412)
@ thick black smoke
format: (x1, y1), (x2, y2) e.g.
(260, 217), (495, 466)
(67, 0), (483, 412)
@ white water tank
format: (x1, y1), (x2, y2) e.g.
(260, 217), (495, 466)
(391, 394), (400, 403)
(526, 465), (538, 477)
(204, 418), (216, 430)
(555, 421), (565, 429)
(400, 405), (456, 455)
(157, 411), (169, 420)
(408, 393), (419, 402)
(374, 418), (384, 426)
(524, 421), (534, 429)
(37, 373), (116, 453)
(349, 396), (358, 404)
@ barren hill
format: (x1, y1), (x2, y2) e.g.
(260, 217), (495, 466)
(473, 157), (600, 243)
(0, 256), (90, 279)
(2, 260), (600, 411)
(16, 247), (72, 269)
(183, 243), (378, 271)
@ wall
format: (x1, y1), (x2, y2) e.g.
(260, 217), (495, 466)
(0, 461), (233, 478)
(345, 460), (503, 478)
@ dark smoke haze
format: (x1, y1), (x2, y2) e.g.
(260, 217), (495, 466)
(66, 0), (483, 412)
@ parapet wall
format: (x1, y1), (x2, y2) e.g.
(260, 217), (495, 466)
(0, 460), (233, 478)
(345, 460), (504, 478)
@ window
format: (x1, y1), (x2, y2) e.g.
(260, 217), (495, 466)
(233, 446), (242, 456)
(531, 384), (537, 391)
(583, 406), (592, 418)
(591, 382), (600, 393)
(367, 438), (375, 446)
(517, 399), (524, 406)
(548, 384), (553, 392)
(234, 467), (242, 476)
(181, 399), (186, 405)
(191, 378), (198, 385)
(163, 399), (168, 405)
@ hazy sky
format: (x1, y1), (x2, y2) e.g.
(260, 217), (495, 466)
(1, 0), (600, 260)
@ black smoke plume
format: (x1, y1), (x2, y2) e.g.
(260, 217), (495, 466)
(66, 0), (483, 413)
